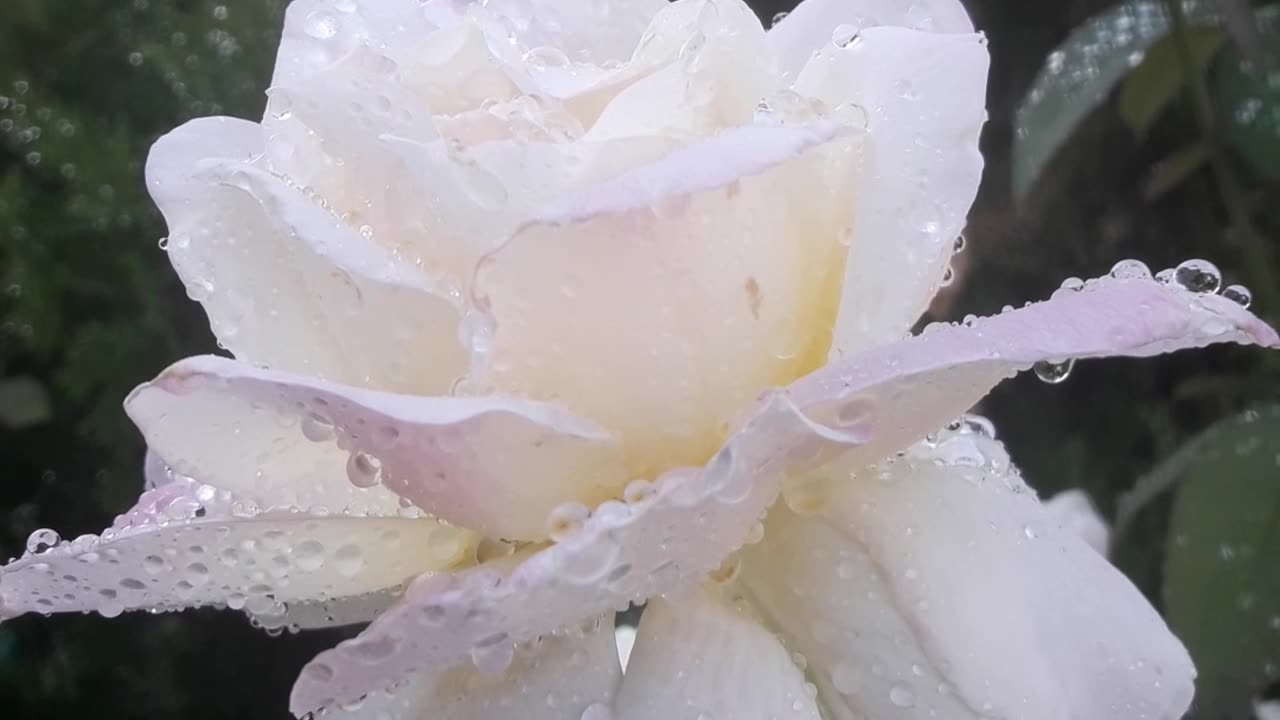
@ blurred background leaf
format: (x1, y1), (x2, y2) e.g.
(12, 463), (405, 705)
(1163, 406), (1280, 718)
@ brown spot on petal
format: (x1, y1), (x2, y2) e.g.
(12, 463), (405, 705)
(745, 276), (761, 320)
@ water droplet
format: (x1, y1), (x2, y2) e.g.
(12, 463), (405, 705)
(546, 502), (590, 542)
(952, 234), (966, 254)
(1222, 284), (1252, 308)
(300, 413), (335, 442)
(345, 451), (382, 488)
(127, 51), (144, 66)
(1059, 276), (1084, 292)
(1023, 524), (1038, 539)
(1109, 258), (1151, 280)
(1173, 258), (1222, 294)
(832, 23), (861, 48)
(1033, 358), (1075, 384)
(940, 266), (955, 287)
(26, 528), (60, 554)
(770, 11), (790, 27)
(889, 684), (916, 707)
(295, 539), (325, 571)
(470, 633), (514, 674)
(333, 543), (363, 577)
(143, 554), (168, 575)
(304, 11), (339, 39)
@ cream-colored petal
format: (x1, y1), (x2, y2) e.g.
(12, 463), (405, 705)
(313, 615), (621, 720)
(476, 121), (858, 477)
(612, 589), (821, 720)
(742, 432), (1194, 720)
(0, 478), (462, 622)
(289, 391), (864, 714)
(126, 355), (628, 541)
(147, 117), (467, 393)
(769, 0), (976, 80)
(792, 28), (988, 357)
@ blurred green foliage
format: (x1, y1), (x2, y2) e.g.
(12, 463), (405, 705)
(0, 0), (1276, 718)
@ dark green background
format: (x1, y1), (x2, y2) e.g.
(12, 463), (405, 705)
(1, 1), (1278, 718)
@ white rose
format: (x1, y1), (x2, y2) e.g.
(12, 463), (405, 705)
(3, 1), (1277, 720)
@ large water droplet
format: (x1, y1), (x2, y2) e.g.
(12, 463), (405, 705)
(470, 633), (515, 674)
(304, 11), (339, 39)
(546, 502), (590, 542)
(333, 543), (363, 577)
(25, 528), (60, 554)
(1222, 284), (1252, 308)
(1033, 358), (1075, 384)
(345, 451), (382, 488)
(832, 23), (861, 48)
(889, 684), (916, 707)
(295, 539), (326, 571)
(1173, 258), (1222, 294)
(301, 413), (335, 442)
(1109, 258), (1151, 280)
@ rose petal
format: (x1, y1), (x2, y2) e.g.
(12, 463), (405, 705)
(768, 0), (976, 80)
(290, 277), (1276, 714)
(271, 588), (403, 630)
(125, 355), (628, 541)
(311, 614), (621, 720)
(584, 0), (773, 140)
(147, 117), (468, 393)
(289, 391), (864, 714)
(740, 432), (1194, 720)
(477, 121), (858, 477)
(1043, 488), (1111, 555)
(0, 478), (464, 621)
(611, 588), (821, 720)
(790, 27), (989, 356)
(788, 277), (1280, 474)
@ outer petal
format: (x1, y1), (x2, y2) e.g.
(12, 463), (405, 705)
(125, 355), (628, 541)
(313, 615), (621, 720)
(291, 276), (1276, 714)
(0, 478), (464, 623)
(290, 391), (864, 714)
(477, 121), (858, 477)
(740, 432), (1194, 720)
(769, 0), (976, 80)
(612, 589), (820, 720)
(1044, 488), (1110, 555)
(787, 277), (1280, 475)
(790, 27), (988, 356)
(147, 117), (467, 394)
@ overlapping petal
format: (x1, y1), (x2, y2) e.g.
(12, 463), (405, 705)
(796, 27), (989, 356)
(612, 589), (821, 720)
(292, 275), (1275, 713)
(126, 355), (629, 540)
(0, 478), (464, 623)
(147, 117), (468, 393)
(313, 615), (621, 720)
(741, 432), (1194, 720)
(477, 121), (858, 477)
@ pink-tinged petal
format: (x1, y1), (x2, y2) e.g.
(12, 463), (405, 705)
(790, 27), (988, 356)
(768, 0), (976, 80)
(288, 277), (1275, 714)
(477, 121), (857, 478)
(289, 392), (864, 714)
(0, 478), (465, 622)
(787, 277), (1279, 473)
(611, 589), (821, 720)
(125, 355), (628, 541)
(1044, 488), (1111, 555)
(147, 117), (468, 394)
(741, 432), (1194, 720)
(312, 614), (620, 720)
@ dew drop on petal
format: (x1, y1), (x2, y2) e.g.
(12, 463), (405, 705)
(304, 11), (339, 39)
(25, 528), (60, 555)
(333, 543), (363, 577)
(889, 684), (916, 708)
(546, 502), (590, 542)
(1222, 284), (1252, 308)
(832, 23), (861, 48)
(300, 413), (335, 442)
(1109, 258), (1151, 280)
(1173, 258), (1222, 294)
(345, 451), (383, 488)
(1033, 358), (1075, 384)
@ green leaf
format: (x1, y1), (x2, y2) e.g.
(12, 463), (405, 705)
(1014, 0), (1217, 200)
(1119, 26), (1226, 137)
(1145, 141), (1213, 198)
(0, 375), (52, 429)
(1163, 406), (1280, 718)
(1215, 10), (1280, 180)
